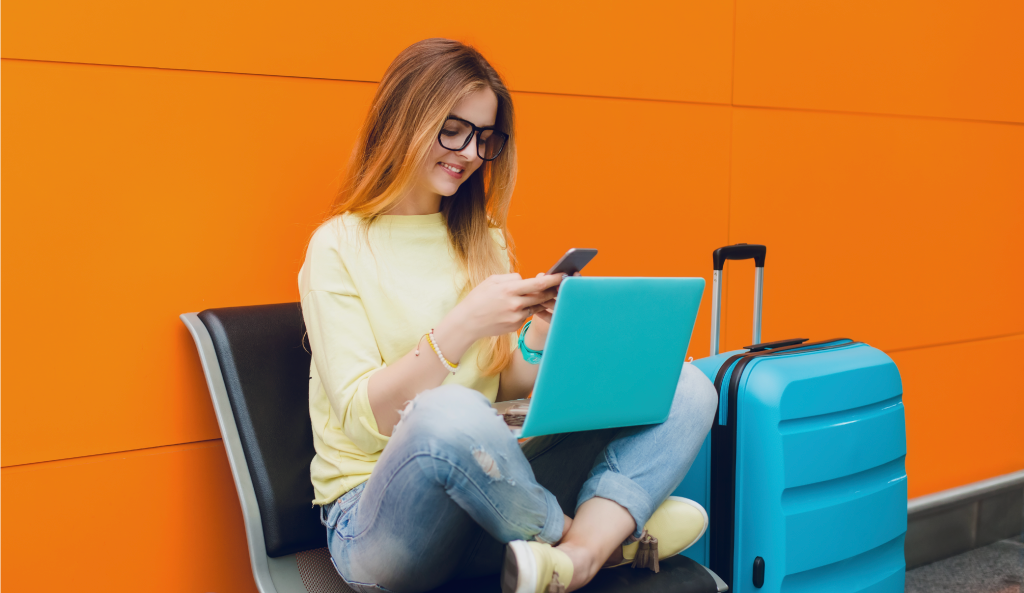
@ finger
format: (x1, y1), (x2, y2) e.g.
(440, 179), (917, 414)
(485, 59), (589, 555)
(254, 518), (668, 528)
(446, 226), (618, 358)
(492, 273), (523, 284)
(533, 272), (558, 294)
(534, 309), (553, 325)
(509, 273), (565, 295)
(517, 288), (559, 308)
(524, 302), (550, 318)
(536, 297), (557, 310)
(531, 273), (566, 290)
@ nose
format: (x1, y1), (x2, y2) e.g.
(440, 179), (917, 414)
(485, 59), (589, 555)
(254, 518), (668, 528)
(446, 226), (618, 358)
(455, 131), (480, 163)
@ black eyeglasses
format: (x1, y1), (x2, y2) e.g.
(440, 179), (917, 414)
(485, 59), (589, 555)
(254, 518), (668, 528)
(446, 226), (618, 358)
(438, 116), (509, 161)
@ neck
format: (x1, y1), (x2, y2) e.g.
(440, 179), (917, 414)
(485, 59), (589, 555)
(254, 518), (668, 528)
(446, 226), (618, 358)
(389, 185), (443, 215)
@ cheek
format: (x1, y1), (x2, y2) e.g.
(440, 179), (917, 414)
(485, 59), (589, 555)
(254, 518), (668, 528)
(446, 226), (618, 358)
(464, 160), (484, 179)
(420, 149), (446, 184)
(423, 145), (445, 175)
(426, 142), (448, 164)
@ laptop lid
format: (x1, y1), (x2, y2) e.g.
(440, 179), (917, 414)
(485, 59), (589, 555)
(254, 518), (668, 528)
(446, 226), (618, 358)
(519, 276), (705, 438)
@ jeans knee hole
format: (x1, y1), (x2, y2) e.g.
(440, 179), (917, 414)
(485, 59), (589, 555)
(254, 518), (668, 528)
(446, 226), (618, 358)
(471, 445), (504, 481)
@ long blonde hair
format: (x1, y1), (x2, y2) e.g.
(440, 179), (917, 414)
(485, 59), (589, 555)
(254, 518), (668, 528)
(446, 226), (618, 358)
(327, 38), (518, 375)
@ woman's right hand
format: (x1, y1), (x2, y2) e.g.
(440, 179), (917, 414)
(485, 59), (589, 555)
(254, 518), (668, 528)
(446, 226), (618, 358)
(438, 273), (565, 349)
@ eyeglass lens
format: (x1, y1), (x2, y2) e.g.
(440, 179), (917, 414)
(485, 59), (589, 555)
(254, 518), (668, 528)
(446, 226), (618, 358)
(439, 119), (507, 160)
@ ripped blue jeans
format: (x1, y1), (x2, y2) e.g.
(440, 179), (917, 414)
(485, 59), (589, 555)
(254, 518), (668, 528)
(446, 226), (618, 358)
(322, 363), (718, 593)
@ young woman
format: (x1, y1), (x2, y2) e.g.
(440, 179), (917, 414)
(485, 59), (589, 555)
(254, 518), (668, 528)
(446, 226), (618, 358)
(299, 39), (717, 593)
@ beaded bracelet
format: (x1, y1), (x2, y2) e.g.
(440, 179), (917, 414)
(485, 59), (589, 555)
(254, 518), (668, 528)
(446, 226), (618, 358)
(518, 321), (543, 365)
(414, 329), (459, 374)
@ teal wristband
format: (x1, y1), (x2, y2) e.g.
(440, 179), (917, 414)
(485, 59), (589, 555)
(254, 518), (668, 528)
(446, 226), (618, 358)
(518, 321), (543, 365)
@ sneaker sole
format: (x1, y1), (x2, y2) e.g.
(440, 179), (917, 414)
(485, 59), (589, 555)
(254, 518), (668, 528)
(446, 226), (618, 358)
(502, 540), (537, 593)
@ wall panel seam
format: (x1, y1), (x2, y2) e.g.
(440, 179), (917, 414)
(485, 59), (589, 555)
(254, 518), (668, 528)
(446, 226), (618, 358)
(0, 56), (377, 86)
(887, 331), (1024, 355)
(732, 103), (1024, 128)
(722, 106), (736, 343)
(729, 0), (738, 105)
(509, 88), (729, 107)
(1, 438), (224, 470)
(1, 57), (734, 108)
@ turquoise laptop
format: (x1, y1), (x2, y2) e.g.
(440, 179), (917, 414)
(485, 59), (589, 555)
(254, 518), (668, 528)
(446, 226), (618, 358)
(518, 276), (705, 438)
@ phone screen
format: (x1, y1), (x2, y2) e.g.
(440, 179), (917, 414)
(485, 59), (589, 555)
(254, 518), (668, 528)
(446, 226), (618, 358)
(547, 248), (598, 276)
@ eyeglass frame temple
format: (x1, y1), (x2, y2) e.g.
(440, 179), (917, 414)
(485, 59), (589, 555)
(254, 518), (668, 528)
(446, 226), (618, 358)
(438, 116), (509, 161)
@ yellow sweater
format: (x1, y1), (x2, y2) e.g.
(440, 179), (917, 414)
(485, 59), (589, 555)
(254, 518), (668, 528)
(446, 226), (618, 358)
(298, 213), (506, 504)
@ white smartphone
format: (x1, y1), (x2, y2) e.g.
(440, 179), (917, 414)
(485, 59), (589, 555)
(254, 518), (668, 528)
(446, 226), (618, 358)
(547, 248), (598, 276)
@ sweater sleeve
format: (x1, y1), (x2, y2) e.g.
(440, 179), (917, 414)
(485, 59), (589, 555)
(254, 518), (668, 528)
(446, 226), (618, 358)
(300, 225), (390, 455)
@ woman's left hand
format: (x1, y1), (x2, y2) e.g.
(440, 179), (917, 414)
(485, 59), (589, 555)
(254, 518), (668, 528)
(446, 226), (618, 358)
(498, 271), (580, 402)
(524, 271), (579, 341)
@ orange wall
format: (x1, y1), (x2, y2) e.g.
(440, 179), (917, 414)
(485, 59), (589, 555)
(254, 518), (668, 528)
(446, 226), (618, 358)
(2, 1), (1022, 591)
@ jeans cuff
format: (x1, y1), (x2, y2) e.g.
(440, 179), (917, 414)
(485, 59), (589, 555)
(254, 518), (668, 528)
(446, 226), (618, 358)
(535, 488), (565, 545)
(576, 471), (657, 541)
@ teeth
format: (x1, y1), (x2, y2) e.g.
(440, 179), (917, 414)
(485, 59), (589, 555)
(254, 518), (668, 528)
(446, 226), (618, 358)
(440, 163), (463, 173)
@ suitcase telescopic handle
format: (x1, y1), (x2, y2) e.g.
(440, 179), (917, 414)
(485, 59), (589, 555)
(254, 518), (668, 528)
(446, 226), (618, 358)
(710, 244), (766, 355)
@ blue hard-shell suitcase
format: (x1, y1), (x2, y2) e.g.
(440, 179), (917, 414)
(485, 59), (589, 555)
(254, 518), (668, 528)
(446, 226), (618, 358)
(674, 244), (908, 592)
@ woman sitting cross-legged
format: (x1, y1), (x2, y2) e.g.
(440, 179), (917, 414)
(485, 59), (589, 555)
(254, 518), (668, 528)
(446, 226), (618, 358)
(299, 38), (718, 593)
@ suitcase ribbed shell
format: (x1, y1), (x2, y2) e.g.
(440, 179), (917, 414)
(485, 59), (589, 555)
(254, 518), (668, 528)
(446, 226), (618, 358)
(680, 342), (906, 592)
(736, 343), (906, 591)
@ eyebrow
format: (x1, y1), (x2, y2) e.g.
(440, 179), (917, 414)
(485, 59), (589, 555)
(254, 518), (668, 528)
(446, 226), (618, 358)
(447, 114), (496, 130)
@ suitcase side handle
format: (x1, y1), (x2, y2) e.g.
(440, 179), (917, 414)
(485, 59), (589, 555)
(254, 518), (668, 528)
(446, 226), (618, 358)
(710, 243), (766, 355)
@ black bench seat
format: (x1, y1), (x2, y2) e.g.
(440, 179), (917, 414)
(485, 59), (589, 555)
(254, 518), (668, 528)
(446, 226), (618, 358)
(181, 303), (725, 593)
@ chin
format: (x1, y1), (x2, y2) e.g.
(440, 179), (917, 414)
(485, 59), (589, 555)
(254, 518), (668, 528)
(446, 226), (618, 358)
(432, 179), (463, 197)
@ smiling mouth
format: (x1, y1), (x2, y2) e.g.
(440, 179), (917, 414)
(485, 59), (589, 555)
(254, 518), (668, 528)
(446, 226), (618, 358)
(439, 162), (465, 177)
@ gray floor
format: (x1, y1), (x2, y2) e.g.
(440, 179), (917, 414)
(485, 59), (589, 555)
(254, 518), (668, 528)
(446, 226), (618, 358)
(907, 537), (1024, 593)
